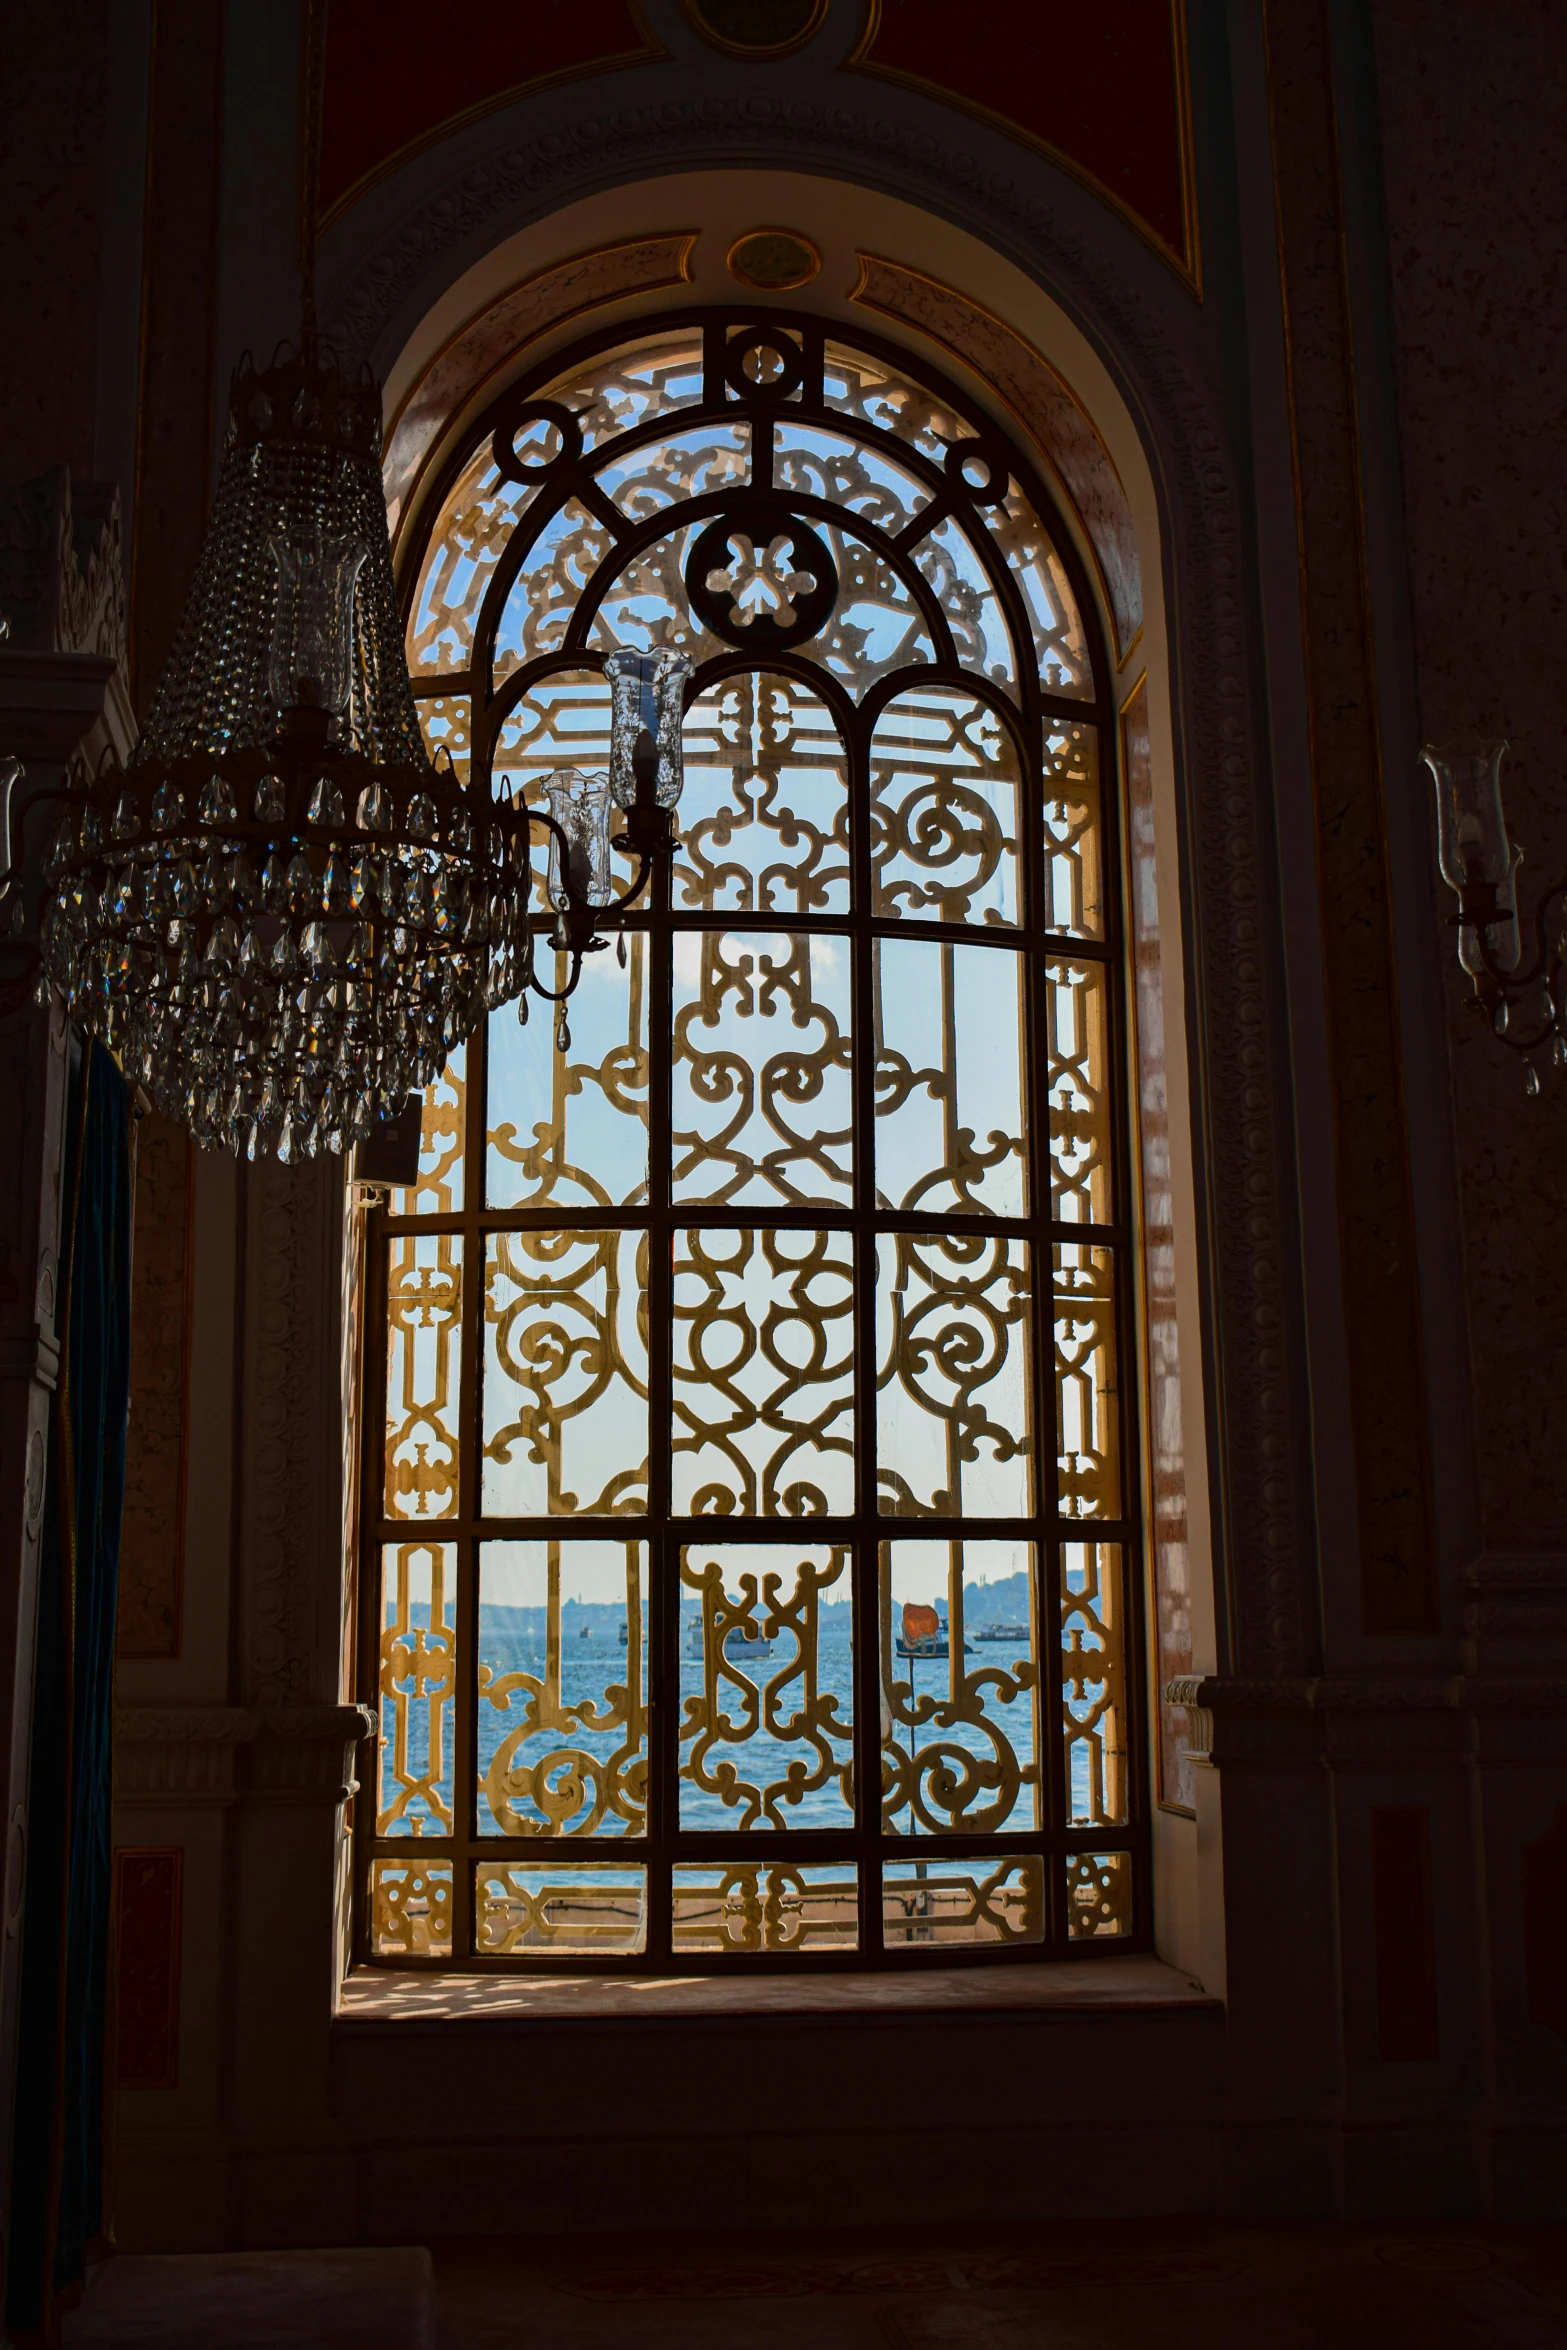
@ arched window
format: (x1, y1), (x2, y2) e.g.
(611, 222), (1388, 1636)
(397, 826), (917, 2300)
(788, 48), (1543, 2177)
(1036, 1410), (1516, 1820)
(359, 313), (1143, 1969)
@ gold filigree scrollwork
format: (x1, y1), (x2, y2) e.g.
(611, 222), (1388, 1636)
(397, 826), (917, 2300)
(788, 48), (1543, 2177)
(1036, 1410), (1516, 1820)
(882, 1856), (1044, 1946)
(393, 1050), (466, 1216)
(678, 1544), (853, 1828)
(671, 1863), (858, 1951)
(408, 448), (531, 675)
(369, 1858), (453, 1956)
(476, 1866), (647, 1955)
(677, 672), (850, 915)
(495, 497), (615, 677)
(384, 1233), (462, 1519)
(488, 938), (650, 1212)
(1066, 1849), (1134, 1938)
(377, 1540), (456, 1835)
(870, 686), (1021, 925)
(874, 937), (1027, 1217)
(1046, 958), (1111, 1224)
(876, 1232), (1033, 1518)
(1054, 1241), (1120, 1519)
(883, 1532), (1043, 1842)
(672, 1227), (855, 1515)
(673, 931), (852, 1207)
(1062, 1542), (1127, 1827)
(482, 1229), (650, 1516)
(478, 1540), (647, 1837)
(1042, 722), (1102, 936)
(879, 1541), (1039, 1836)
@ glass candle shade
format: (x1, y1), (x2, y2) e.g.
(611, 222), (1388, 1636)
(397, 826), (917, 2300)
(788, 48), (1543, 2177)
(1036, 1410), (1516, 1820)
(268, 528), (369, 718)
(1423, 740), (1521, 974)
(605, 647), (693, 810)
(544, 768), (614, 910)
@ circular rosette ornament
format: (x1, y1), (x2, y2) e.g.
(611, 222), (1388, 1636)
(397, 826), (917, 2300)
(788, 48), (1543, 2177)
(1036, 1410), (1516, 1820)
(685, 505), (837, 653)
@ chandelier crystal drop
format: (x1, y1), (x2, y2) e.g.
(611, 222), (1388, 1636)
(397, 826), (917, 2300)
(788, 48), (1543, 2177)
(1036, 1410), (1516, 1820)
(38, 343), (538, 1163)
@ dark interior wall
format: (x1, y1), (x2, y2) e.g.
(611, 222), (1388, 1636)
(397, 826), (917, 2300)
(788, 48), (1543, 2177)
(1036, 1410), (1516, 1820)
(1374, 0), (1567, 1550)
(2, 3), (113, 485)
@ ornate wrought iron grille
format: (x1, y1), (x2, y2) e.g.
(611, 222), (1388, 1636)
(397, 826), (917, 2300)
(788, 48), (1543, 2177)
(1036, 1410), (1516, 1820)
(356, 312), (1147, 1967)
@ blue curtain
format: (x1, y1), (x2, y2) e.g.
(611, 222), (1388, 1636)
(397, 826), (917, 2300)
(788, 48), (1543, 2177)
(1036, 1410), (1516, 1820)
(7, 1038), (131, 2339)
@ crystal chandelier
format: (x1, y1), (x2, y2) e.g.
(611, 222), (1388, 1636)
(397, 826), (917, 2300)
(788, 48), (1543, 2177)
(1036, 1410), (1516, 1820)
(25, 13), (690, 1162)
(34, 343), (535, 1161)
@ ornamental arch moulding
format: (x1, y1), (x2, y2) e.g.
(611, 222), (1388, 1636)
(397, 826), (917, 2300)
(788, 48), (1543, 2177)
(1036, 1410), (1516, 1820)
(314, 172), (1312, 1984)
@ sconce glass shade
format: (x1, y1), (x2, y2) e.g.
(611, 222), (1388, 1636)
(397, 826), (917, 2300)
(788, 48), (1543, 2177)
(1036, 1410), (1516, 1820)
(268, 528), (367, 719)
(543, 769), (614, 911)
(1423, 739), (1521, 975)
(604, 647), (692, 810)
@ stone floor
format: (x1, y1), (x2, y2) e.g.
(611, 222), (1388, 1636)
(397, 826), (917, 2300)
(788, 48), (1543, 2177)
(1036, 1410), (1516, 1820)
(431, 2223), (1567, 2349)
(62, 2222), (1567, 2347)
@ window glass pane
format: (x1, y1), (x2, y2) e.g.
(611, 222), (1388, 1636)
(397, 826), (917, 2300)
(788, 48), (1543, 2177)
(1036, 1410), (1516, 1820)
(874, 938), (1026, 1217)
(494, 497), (615, 679)
(672, 1864), (858, 1953)
(482, 1230), (649, 1517)
(369, 1859), (452, 1958)
(476, 1539), (647, 1837)
(882, 1857), (1044, 1948)
(870, 686), (1021, 926)
(880, 1539), (1040, 1836)
(774, 421), (935, 533)
(1046, 958), (1113, 1226)
(1054, 1242), (1121, 1520)
(389, 1048), (465, 1216)
(822, 342), (973, 458)
(672, 1228), (855, 1516)
(673, 930), (852, 1209)
(676, 672), (849, 916)
(1063, 1541), (1128, 1828)
(678, 1542), (853, 1830)
(599, 422), (750, 518)
(542, 331), (706, 452)
(1066, 1850), (1134, 1939)
(876, 1233), (1034, 1518)
(476, 1864), (647, 1956)
(487, 941), (649, 1211)
(407, 448), (534, 676)
(909, 513), (1017, 693)
(997, 481), (1092, 699)
(377, 1540), (456, 1836)
(384, 1233), (462, 1520)
(1043, 721), (1103, 938)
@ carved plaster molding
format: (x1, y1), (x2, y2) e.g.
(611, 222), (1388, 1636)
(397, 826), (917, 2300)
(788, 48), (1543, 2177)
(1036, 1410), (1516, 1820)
(325, 93), (1315, 1676)
(240, 1157), (346, 1708)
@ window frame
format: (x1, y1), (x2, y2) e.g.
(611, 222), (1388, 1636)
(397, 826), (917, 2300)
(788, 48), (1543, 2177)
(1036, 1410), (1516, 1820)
(353, 306), (1151, 1971)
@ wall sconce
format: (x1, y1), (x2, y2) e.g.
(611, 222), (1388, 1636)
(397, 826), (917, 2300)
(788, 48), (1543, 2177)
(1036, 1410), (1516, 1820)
(1424, 739), (1561, 1091)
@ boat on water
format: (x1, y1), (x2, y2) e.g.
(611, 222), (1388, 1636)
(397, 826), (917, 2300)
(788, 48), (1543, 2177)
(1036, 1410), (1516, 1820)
(895, 1602), (971, 1661)
(686, 1623), (775, 1662)
(972, 1621), (1029, 1643)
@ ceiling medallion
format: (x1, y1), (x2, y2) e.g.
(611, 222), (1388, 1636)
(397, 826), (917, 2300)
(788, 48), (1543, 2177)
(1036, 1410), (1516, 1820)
(683, 0), (828, 59)
(726, 229), (822, 292)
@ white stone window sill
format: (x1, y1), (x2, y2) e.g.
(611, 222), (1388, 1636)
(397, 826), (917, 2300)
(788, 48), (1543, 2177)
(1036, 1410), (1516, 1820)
(335, 1953), (1216, 2025)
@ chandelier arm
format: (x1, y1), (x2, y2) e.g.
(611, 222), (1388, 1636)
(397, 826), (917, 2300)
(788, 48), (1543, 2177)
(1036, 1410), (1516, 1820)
(1451, 872), (1567, 1053)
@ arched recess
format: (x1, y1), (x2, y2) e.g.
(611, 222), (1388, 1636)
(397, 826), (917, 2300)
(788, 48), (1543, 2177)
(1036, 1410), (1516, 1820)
(337, 170), (1233, 1982)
